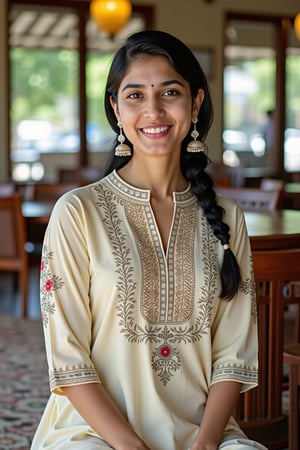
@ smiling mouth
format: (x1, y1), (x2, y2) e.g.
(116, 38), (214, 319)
(141, 126), (170, 135)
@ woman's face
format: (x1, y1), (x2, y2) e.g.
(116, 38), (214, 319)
(110, 55), (204, 157)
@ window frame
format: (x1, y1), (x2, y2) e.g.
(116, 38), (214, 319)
(223, 12), (299, 181)
(7, 0), (154, 173)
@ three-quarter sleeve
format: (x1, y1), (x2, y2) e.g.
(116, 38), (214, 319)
(40, 192), (100, 395)
(210, 199), (258, 393)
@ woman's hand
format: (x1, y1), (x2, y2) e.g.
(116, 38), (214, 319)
(63, 383), (151, 450)
(189, 381), (242, 450)
(189, 441), (217, 450)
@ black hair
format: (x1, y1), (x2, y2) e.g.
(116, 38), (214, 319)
(103, 30), (241, 300)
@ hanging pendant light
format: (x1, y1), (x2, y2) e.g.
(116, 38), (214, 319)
(295, 12), (300, 40)
(90, 0), (132, 36)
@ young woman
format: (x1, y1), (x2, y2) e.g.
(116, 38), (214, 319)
(31, 30), (267, 450)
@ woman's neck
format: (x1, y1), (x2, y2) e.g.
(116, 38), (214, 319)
(117, 155), (188, 201)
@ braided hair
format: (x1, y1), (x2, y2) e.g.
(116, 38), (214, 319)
(103, 30), (241, 300)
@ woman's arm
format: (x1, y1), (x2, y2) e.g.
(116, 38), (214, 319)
(190, 381), (242, 450)
(62, 383), (151, 450)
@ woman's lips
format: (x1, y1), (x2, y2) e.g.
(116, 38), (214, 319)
(140, 125), (171, 137)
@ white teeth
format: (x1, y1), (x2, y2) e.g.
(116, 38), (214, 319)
(143, 126), (168, 134)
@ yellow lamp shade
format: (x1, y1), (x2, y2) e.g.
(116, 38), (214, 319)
(295, 13), (300, 40)
(90, 0), (132, 35)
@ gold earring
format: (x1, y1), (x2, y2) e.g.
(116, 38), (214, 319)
(187, 117), (207, 153)
(115, 121), (131, 157)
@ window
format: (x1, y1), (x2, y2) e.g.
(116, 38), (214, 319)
(8, 1), (150, 181)
(10, 5), (80, 182)
(223, 14), (300, 177)
(285, 28), (300, 172)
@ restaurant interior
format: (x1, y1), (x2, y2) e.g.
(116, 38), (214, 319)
(0, 0), (300, 449)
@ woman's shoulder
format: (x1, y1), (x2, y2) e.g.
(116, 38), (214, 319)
(48, 178), (108, 222)
(55, 176), (108, 205)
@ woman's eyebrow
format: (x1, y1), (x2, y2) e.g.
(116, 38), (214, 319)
(121, 79), (184, 92)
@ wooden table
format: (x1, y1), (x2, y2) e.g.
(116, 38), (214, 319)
(244, 209), (300, 250)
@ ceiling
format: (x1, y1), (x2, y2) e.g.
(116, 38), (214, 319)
(225, 18), (300, 60)
(9, 4), (145, 51)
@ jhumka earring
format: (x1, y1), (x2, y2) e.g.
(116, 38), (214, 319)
(115, 121), (131, 157)
(187, 117), (207, 153)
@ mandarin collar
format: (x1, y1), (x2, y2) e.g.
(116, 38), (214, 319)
(106, 170), (196, 205)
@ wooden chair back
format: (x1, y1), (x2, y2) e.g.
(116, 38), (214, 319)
(234, 247), (300, 449)
(215, 186), (282, 211)
(0, 194), (29, 317)
(283, 342), (300, 450)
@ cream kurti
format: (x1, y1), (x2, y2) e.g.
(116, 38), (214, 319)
(32, 171), (263, 450)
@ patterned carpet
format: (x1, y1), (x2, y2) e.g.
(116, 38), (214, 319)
(0, 314), (49, 450)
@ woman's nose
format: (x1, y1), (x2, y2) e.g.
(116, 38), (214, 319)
(144, 96), (164, 118)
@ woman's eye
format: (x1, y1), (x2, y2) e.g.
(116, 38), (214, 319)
(127, 92), (142, 99)
(163, 89), (179, 97)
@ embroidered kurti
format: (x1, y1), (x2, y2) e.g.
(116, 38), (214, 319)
(32, 171), (261, 450)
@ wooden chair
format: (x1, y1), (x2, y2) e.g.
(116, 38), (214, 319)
(234, 247), (300, 449)
(0, 194), (29, 317)
(283, 343), (300, 450)
(215, 186), (282, 211)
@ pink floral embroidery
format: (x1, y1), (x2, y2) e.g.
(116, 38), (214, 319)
(40, 246), (64, 326)
(45, 279), (54, 291)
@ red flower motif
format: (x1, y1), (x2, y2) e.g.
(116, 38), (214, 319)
(45, 279), (54, 292)
(160, 345), (171, 358)
(40, 260), (45, 272)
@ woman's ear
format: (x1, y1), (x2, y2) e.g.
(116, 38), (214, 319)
(193, 89), (205, 117)
(110, 95), (120, 121)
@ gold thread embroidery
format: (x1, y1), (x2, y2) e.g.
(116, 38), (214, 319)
(97, 181), (223, 385)
(124, 200), (198, 324)
(213, 362), (258, 385)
